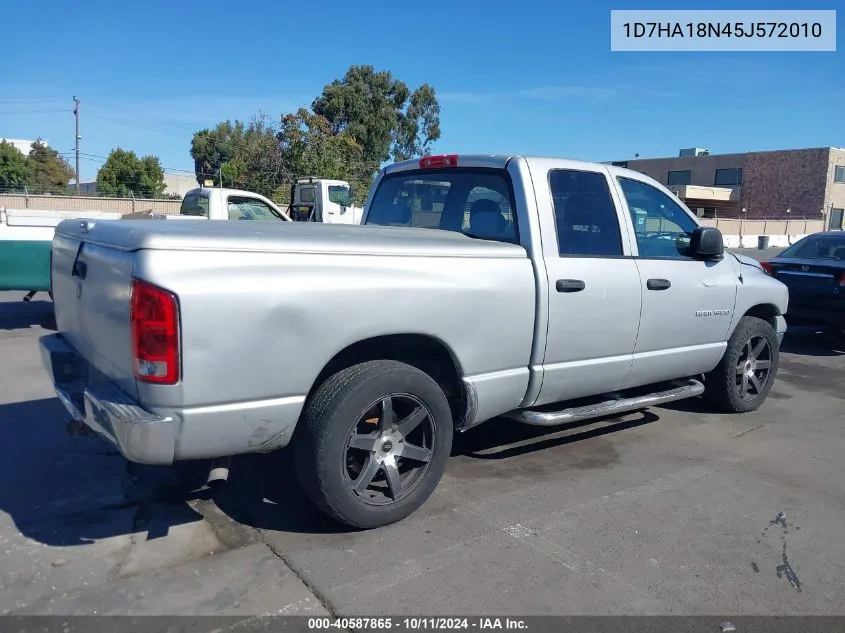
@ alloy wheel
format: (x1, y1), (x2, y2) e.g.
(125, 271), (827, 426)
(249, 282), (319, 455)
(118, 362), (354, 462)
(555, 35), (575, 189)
(343, 394), (436, 506)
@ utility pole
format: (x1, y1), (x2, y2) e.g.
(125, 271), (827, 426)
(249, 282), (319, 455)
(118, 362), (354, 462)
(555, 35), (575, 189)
(73, 96), (80, 191)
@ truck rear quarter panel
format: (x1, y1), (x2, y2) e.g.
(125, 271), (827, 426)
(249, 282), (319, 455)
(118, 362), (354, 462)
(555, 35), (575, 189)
(134, 247), (536, 455)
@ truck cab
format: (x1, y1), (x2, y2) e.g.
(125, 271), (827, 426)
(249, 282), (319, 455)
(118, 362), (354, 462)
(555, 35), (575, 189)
(178, 187), (291, 221)
(288, 178), (364, 224)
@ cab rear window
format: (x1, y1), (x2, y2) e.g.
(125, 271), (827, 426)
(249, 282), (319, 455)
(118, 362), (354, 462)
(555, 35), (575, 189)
(180, 193), (209, 217)
(365, 169), (519, 244)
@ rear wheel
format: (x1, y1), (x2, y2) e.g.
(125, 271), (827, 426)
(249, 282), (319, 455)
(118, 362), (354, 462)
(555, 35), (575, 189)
(704, 316), (779, 413)
(294, 360), (453, 529)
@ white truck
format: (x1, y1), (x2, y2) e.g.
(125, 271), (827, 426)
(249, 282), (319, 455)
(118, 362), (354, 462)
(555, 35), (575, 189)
(285, 177), (365, 224)
(173, 179), (363, 224)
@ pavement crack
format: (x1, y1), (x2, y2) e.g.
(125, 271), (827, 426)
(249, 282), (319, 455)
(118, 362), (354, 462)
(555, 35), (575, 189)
(109, 501), (148, 581)
(732, 424), (764, 439)
(776, 539), (802, 592)
(253, 528), (347, 626)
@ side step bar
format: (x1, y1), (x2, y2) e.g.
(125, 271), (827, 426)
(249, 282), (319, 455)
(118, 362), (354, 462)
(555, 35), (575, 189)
(506, 378), (705, 426)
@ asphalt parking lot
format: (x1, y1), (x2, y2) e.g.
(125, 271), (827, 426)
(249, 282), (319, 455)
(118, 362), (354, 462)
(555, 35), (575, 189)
(0, 280), (843, 619)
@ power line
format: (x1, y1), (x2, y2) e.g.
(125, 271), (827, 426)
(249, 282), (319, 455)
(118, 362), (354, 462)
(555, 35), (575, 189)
(0, 97), (64, 104)
(86, 110), (197, 133)
(90, 103), (198, 129)
(0, 108), (73, 114)
(58, 151), (198, 178)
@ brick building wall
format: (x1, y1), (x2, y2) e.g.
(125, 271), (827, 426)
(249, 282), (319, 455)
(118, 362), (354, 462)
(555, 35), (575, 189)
(740, 148), (830, 219)
(614, 147), (836, 220)
(824, 148), (845, 229)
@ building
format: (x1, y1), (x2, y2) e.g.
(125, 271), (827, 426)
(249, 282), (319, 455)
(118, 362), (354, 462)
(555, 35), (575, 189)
(162, 173), (198, 198)
(608, 146), (845, 229)
(76, 173), (196, 199)
(0, 138), (46, 154)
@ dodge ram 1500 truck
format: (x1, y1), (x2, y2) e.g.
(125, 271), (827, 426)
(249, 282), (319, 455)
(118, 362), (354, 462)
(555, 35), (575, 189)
(39, 154), (789, 529)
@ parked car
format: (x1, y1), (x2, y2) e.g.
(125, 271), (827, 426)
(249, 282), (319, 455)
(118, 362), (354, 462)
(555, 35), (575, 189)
(760, 231), (845, 333)
(39, 154), (789, 529)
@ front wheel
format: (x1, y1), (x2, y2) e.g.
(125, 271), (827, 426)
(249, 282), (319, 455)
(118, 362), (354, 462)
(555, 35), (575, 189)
(703, 316), (780, 413)
(294, 360), (453, 529)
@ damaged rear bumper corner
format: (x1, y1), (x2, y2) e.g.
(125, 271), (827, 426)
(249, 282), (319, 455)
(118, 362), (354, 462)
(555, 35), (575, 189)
(39, 333), (176, 465)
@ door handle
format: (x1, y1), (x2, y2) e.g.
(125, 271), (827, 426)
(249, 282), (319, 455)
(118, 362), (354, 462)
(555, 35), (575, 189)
(556, 279), (586, 293)
(647, 278), (671, 291)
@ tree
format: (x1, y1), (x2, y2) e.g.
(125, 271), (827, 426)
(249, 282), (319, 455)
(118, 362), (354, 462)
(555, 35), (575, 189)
(27, 140), (75, 191)
(187, 66), (440, 204)
(138, 155), (167, 198)
(189, 120), (247, 185)
(277, 108), (369, 203)
(311, 65), (441, 169)
(0, 141), (32, 190)
(393, 83), (441, 161)
(96, 148), (166, 198)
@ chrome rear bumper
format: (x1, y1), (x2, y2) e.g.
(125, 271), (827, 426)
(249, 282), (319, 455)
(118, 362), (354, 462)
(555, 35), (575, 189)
(39, 333), (176, 465)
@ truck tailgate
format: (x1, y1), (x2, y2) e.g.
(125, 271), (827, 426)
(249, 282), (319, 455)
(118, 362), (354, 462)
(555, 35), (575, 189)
(51, 224), (138, 399)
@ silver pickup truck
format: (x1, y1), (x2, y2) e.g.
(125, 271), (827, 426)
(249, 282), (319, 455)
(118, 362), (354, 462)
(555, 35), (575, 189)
(40, 154), (788, 528)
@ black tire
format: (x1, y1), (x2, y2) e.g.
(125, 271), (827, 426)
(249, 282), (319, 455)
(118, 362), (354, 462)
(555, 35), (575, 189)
(703, 316), (779, 413)
(294, 360), (453, 529)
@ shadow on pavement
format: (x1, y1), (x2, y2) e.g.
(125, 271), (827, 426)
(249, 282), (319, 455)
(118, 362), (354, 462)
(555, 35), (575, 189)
(207, 410), (660, 533)
(0, 392), (667, 538)
(0, 299), (56, 331)
(208, 452), (350, 535)
(452, 410), (659, 459)
(0, 397), (204, 547)
(779, 328), (845, 357)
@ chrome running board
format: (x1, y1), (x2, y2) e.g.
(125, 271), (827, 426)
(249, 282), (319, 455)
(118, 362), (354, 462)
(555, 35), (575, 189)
(506, 379), (705, 426)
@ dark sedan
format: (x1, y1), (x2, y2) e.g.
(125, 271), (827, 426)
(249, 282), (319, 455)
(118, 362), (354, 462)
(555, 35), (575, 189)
(761, 232), (845, 332)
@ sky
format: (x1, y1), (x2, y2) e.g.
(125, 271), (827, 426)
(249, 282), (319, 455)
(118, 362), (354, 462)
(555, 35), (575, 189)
(2, 0), (843, 183)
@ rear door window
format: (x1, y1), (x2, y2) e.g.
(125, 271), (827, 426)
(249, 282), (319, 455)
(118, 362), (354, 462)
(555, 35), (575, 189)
(779, 235), (845, 260)
(365, 169), (518, 244)
(549, 169), (623, 257)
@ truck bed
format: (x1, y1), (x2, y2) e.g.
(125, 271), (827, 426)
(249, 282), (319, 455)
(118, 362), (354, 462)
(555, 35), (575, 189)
(57, 219), (525, 257)
(46, 217), (537, 463)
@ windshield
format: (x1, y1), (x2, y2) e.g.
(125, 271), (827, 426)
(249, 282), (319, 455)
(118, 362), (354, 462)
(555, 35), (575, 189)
(365, 168), (519, 244)
(778, 234), (845, 260)
(227, 196), (284, 221)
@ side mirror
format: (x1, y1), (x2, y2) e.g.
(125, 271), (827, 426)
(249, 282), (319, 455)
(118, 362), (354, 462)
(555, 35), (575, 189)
(690, 226), (724, 260)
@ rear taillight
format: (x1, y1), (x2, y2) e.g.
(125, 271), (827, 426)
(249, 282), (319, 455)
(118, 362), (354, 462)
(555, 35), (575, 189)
(839, 272), (845, 288)
(760, 261), (773, 275)
(419, 154), (458, 169)
(130, 278), (180, 384)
